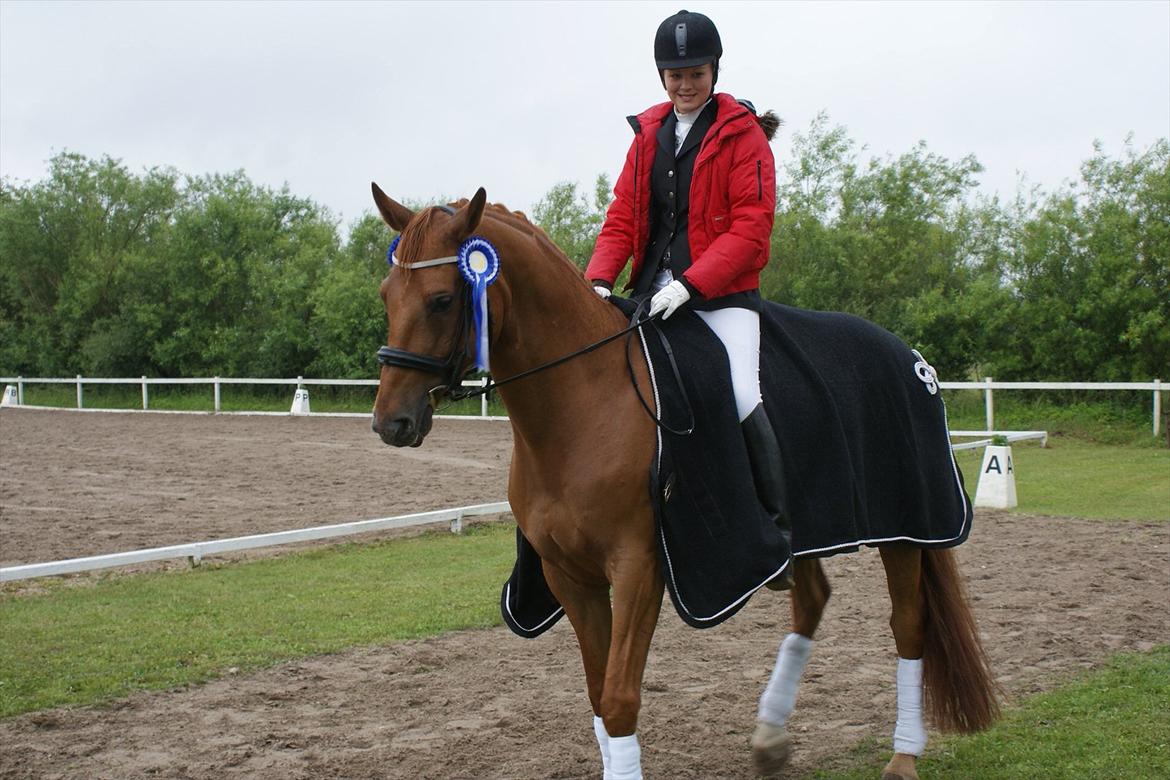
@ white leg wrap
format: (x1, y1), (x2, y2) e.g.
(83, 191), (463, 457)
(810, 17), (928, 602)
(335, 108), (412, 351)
(607, 733), (642, 780)
(757, 632), (814, 726)
(593, 715), (614, 780)
(894, 657), (928, 756)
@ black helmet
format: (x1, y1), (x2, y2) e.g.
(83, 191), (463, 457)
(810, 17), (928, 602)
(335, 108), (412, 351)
(654, 9), (722, 70)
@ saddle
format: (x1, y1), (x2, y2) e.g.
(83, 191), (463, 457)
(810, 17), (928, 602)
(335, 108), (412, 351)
(501, 297), (973, 637)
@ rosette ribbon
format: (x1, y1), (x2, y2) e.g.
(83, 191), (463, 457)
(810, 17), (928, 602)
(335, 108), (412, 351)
(456, 236), (501, 372)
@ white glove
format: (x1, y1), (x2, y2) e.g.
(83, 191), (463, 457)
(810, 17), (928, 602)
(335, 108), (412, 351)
(593, 285), (612, 299)
(648, 279), (691, 319)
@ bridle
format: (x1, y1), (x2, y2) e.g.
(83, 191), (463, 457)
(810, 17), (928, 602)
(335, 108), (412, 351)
(374, 215), (691, 434)
(374, 207), (478, 406)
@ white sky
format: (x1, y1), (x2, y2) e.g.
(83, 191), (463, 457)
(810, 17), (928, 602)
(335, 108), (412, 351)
(2, 0), (1168, 230)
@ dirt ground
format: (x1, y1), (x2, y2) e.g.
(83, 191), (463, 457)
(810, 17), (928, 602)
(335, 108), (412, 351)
(1, 408), (1167, 779)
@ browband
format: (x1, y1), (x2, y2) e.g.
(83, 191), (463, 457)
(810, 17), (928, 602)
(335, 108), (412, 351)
(391, 253), (459, 269)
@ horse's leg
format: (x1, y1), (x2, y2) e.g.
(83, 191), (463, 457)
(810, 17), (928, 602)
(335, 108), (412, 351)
(752, 557), (831, 777)
(599, 552), (664, 780)
(542, 566), (615, 777)
(879, 545), (925, 780)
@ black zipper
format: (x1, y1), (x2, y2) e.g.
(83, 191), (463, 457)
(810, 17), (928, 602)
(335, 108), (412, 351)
(756, 160), (762, 200)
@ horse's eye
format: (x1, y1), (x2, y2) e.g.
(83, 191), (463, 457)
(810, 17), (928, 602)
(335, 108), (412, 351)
(428, 294), (455, 315)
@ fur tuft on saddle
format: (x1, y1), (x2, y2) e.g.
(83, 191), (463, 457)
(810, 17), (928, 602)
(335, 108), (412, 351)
(500, 297), (973, 637)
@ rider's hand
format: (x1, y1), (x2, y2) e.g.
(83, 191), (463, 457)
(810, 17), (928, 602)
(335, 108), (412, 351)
(593, 285), (612, 299)
(649, 279), (691, 319)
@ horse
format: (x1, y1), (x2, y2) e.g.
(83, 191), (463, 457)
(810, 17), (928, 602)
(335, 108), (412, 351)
(368, 184), (999, 780)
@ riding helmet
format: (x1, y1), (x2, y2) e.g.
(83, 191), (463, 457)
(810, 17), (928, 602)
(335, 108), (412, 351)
(654, 9), (722, 70)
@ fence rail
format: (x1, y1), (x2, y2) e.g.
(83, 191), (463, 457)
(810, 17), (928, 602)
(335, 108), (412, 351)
(0, 502), (513, 582)
(0, 375), (495, 419)
(1, 375), (1165, 435)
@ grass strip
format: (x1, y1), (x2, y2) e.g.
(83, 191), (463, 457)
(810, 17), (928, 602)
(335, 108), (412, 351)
(813, 646), (1170, 780)
(0, 523), (515, 718)
(953, 439), (1169, 521)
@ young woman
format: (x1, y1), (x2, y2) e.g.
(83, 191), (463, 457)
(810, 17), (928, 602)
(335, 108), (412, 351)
(586, 9), (791, 585)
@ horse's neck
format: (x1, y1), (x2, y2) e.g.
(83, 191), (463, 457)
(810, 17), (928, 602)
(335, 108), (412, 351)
(487, 226), (628, 444)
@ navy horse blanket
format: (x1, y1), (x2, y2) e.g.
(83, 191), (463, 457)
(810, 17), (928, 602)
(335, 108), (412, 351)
(501, 298), (972, 637)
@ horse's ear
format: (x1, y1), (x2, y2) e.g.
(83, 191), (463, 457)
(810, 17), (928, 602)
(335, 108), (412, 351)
(371, 182), (415, 231)
(446, 187), (487, 242)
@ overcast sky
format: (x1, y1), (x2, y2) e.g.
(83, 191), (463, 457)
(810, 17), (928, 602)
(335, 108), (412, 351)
(2, 0), (1167, 230)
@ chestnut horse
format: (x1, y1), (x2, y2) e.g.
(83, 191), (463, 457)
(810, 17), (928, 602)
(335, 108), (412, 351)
(369, 185), (998, 780)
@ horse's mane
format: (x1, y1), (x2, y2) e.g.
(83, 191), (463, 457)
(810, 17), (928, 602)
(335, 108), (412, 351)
(451, 199), (586, 279)
(394, 199), (589, 288)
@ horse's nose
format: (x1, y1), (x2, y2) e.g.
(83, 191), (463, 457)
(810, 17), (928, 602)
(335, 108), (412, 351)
(372, 414), (416, 447)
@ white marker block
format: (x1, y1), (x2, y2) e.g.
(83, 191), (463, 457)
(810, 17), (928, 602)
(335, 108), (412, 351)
(1, 385), (18, 407)
(974, 445), (1017, 509)
(290, 388), (311, 415)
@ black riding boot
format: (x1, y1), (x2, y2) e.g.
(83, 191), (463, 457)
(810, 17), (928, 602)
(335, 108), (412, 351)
(742, 404), (795, 590)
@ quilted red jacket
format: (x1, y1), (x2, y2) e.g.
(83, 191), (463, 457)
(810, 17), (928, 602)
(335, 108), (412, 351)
(586, 92), (777, 300)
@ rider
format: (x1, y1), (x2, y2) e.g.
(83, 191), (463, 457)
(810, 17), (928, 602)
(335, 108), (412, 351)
(586, 9), (793, 586)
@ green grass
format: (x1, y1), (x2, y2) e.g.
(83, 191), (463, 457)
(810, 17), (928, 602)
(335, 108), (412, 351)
(953, 438), (1169, 521)
(813, 646), (1170, 780)
(0, 523), (515, 717)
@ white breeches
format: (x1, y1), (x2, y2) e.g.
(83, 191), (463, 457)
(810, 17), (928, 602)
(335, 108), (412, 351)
(695, 308), (762, 422)
(650, 269), (762, 422)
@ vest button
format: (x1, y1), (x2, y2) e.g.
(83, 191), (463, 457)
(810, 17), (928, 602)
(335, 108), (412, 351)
(667, 170), (675, 178)
(668, 191), (674, 198)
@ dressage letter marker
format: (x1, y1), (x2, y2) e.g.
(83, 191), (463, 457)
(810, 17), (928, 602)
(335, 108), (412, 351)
(974, 444), (1017, 509)
(290, 388), (311, 416)
(0, 385), (17, 407)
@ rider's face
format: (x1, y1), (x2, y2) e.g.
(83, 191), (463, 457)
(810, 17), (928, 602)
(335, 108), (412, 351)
(663, 64), (713, 113)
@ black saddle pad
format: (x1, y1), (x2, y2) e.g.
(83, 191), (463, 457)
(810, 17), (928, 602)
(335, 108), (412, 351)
(500, 298), (972, 637)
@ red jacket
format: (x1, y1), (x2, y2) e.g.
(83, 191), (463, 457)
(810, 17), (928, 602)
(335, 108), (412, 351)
(586, 92), (777, 300)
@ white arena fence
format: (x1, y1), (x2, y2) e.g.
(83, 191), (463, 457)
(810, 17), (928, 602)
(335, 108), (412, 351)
(0, 375), (1164, 435)
(0, 502), (513, 583)
(0, 375), (500, 421)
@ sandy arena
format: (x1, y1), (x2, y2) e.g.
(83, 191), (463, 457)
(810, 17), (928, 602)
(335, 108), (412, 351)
(1, 408), (1167, 779)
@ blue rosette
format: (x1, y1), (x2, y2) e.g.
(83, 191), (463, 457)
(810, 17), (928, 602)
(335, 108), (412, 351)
(385, 235), (400, 266)
(457, 236), (501, 372)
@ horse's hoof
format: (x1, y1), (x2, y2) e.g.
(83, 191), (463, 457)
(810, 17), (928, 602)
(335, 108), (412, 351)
(750, 720), (792, 777)
(881, 753), (920, 780)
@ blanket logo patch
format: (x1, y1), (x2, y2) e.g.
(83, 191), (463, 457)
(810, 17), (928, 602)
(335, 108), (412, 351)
(911, 349), (939, 395)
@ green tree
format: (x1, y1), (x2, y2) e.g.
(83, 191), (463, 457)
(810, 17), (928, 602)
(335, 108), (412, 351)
(532, 175), (612, 270)
(0, 153), (182, 375)
(1002, 137), (1170, 380)
(307, 213), (391, 378)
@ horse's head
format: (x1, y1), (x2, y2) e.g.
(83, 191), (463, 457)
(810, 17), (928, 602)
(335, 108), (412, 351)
(369, 183), (489, 447)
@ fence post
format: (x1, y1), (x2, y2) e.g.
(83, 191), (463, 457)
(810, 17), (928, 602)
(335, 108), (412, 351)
(17, 377), (23, 405)
(214, 377), (221, 412)
(142, 376), (149, 410)
(1155, 378), (1162, 438)
(481, 377), (489, 418)
(984, 377), (994, 432)
(76, 375), (83, 409)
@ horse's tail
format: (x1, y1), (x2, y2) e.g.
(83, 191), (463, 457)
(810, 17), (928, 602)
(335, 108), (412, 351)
(920, 548), (1001, 734)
